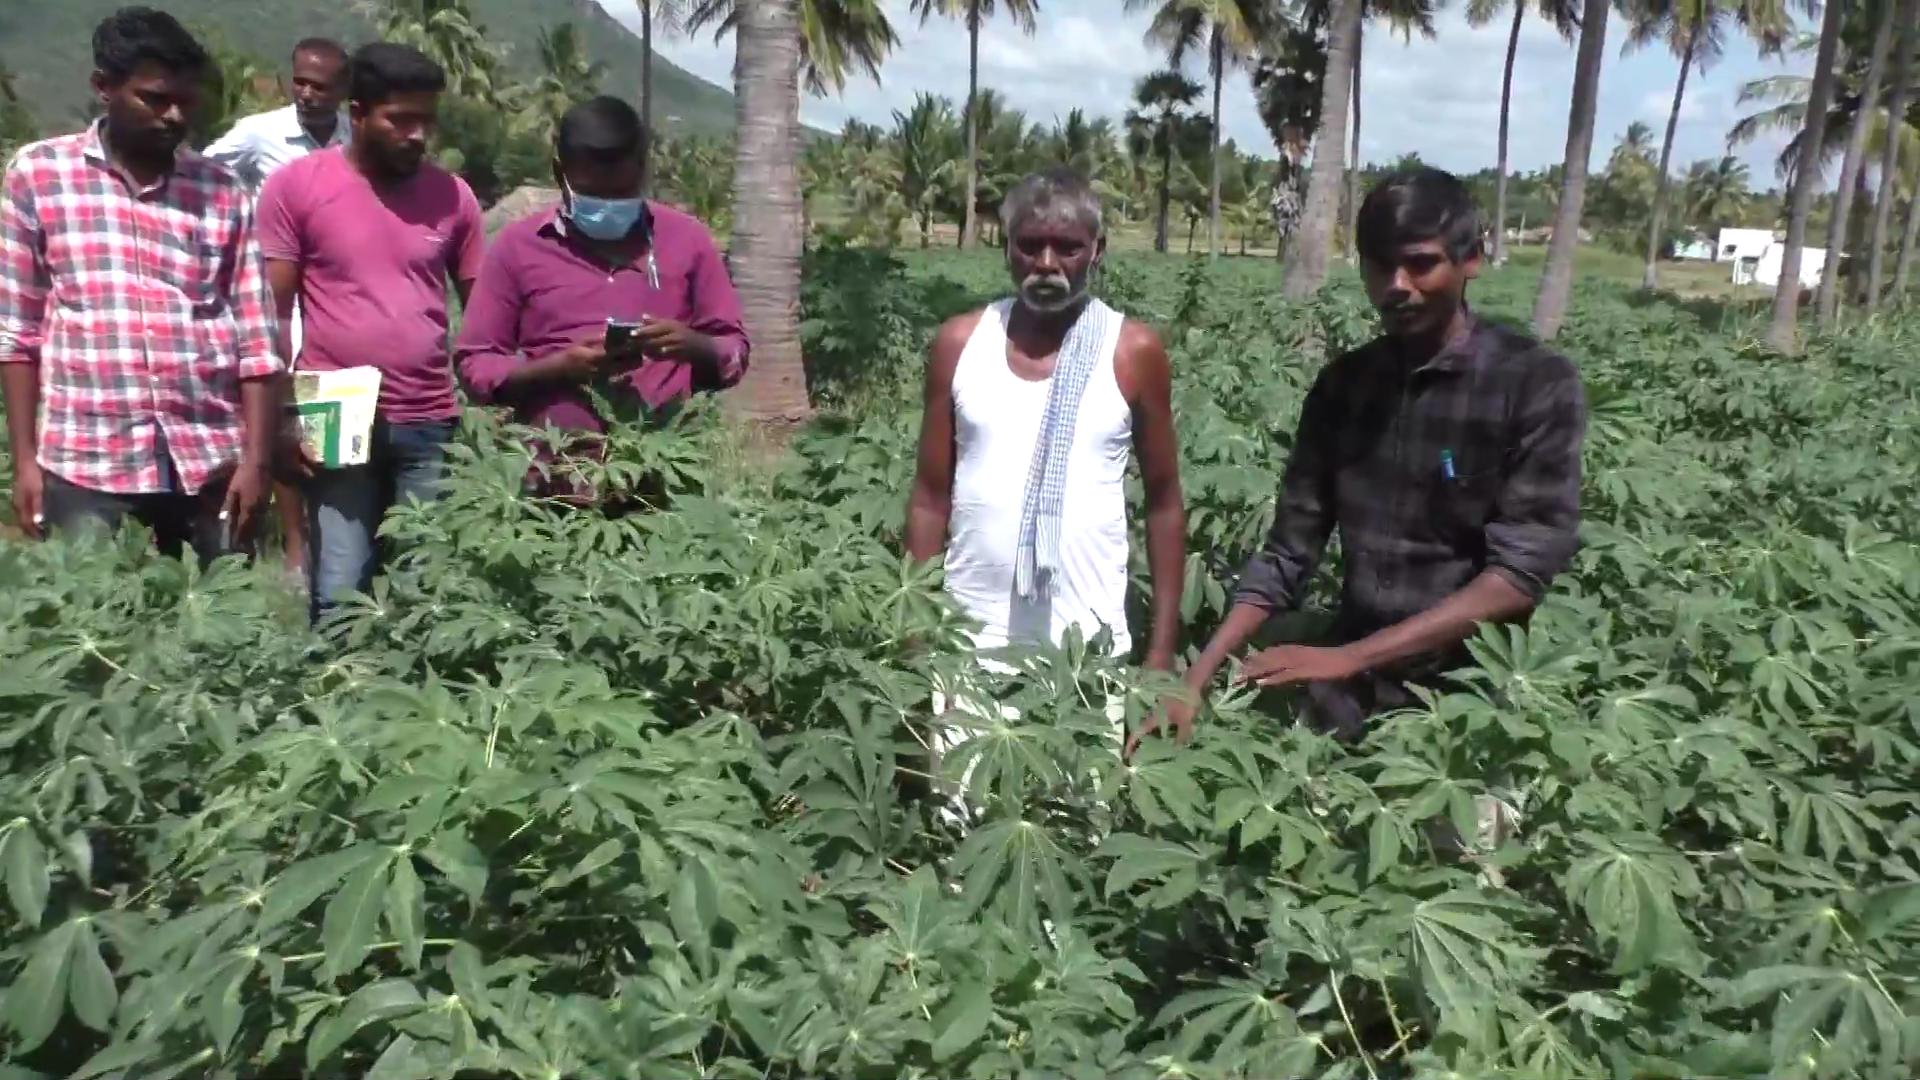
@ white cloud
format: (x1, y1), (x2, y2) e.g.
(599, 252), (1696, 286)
(596, 0), (1810, 184)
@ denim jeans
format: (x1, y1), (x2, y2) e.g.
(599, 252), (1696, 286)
(305, 418), (455, 620)
(43, 470), (241, 567)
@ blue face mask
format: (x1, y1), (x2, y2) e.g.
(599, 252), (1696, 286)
(564, 181), (644, 241)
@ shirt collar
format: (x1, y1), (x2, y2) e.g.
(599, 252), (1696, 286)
(82, 119), (189, 195)
(276, 104), (350, 149)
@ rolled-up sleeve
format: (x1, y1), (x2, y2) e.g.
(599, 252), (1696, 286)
(1232, 370), (1341, 611)
(686, 227), (749, 389)
(0, 155), (48, 365)
(1485, 352), (1585, 597)
(453, 236), (525, 404)
(227, 197), (284, 379)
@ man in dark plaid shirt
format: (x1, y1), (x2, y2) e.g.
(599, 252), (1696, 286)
(1134, 167), (1586, 748)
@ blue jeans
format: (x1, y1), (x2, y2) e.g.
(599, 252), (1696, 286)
(305, 418), (455, 620)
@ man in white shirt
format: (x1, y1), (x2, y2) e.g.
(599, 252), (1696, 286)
(203, 37), (350, 191)
(201, 37), (348, 579)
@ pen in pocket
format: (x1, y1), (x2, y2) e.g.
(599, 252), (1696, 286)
(1440, 448), (1456, 481)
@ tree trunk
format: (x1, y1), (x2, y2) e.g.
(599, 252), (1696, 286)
(1816, 0), (1895, 324)
(961, 1), (980, 251)
(1208, 30), (1224, 260)
(1896, 192), (1920, 297)
(1346, 24), (1363, 258)
(728, 0), (808, 422)
(641, 0), (654, 183)
(1493, 0), (1524, 265)
(1769, 0), (1849, 352)
(920, 204), (932, 249)
(1642, 30), (1695, 291)
(1865, 0), (1916, 312)
(1187, 215), (1197, 253)
(1283, 0), (1362, 299)
(1156, 130), (1172, 253)
(1530, 0), (1611, 340)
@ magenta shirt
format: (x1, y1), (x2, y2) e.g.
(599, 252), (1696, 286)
(258, 148), (486, 423)
(454, 204), (749, 432)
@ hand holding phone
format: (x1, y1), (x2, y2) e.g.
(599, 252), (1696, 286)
(604, 316), (649, 358)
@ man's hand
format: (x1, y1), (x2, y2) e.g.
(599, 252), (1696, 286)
(11, 460), (44, 539)
(220, 459), (272, 546)
(1239, 644), (1363, 688)
(633, 318), (712, 362)
(542, 339), (612, 383)
(274, 421), (320, 482)
(1124, 682), (1199, 758)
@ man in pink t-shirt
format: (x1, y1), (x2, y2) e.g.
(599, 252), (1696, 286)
(258, 42), (484, 619)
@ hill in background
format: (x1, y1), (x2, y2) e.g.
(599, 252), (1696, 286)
(0, 0), (735, 137)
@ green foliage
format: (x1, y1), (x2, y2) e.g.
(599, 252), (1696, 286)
(3, 256), (1919, 1078)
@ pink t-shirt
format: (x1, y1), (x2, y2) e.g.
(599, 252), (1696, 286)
(258, 147), (485, 423)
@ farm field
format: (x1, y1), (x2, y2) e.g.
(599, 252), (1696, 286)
(2, 250), (1918, 1079)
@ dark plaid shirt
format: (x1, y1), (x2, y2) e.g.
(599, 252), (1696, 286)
(1234, 316), (1586, 685)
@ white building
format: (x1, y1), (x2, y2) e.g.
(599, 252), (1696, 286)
(1731, 243), (1833, 289)
(1716, 227), (1775, 264)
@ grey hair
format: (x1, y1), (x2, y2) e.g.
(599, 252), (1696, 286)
(999, 167), (1104, 238)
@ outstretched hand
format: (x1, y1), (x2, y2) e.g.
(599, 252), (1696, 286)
(1238, 644), (1362, 688)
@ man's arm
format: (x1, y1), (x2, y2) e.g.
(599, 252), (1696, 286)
(1184, 369), (1345, 689)
(0, 156), (50, 536)
(1115, 320), (1185, 671)
(1246, 352), (1587, 687)
(449, 180), (486, 311)
(221, 196), (288, 538)
(200, 118), (263, 191)
(903, 314), (976, 562)
(680, 226), (751, 387)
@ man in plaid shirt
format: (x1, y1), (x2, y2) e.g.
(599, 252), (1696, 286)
(1134, 167), (1587, 750)
(0, 8), (282, 561)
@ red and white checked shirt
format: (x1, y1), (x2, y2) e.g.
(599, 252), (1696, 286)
(0, 124), (283, 495)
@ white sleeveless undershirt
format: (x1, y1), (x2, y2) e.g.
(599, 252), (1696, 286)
(945, 300), (1134, 658)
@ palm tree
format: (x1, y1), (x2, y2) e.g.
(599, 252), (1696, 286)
(521, 23), (607, 143)
(688, 0), (898, 97)
(1628, 0), (1791, 291)
(1682, 154), (1755, 230)
(1813, 0), (1899, 321)
(895, 93), (962, 246)
(1124, 0), (1268, 259)
(1467, 0), (1580, 265)
(1342, 0), (1440, 254)
(359, 0), (501, 102)
(1864, 0), (1917, 309)
(631, 1), (688, 145)
(1766, 0), (1848, 352)
(729, 0), (809, 422)
(910, 0), (1041, 250)
(1282, 0), (1363, 298)
(1531, 0), (1613, 340)
(1126, 70), (1204, 253)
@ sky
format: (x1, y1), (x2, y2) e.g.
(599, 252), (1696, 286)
(595, 0), (1813, 188)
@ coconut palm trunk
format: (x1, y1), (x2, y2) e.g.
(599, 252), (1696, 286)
(1865, 0), (1915, 311)
(961, 0), (981, 251)
(728, 0), (809, 423)
(1208, 31), (1224, 260)
(1283, 0), (1362, 299)
(1493, 0), (1525, 265)
(1156, 129), (1174, 253)
(1768, 0), (1849, 351)
(1641, 28), (1696, 291)
(1347, 25), (1363, 258)
(1530, 0), (1611, 339)
(641, 0), (655, 139)
(1816, 0), (1896, 324)
(1897, 192), (1920, 297)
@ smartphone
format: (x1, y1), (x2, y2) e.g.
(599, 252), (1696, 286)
(604, 316), (648, 356)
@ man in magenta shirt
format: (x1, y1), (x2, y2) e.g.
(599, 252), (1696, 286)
(454, 94), (748, 496)
(258, 43), (485, 618)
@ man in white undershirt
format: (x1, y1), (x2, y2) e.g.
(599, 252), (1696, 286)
(903, 169), (1186, 816)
